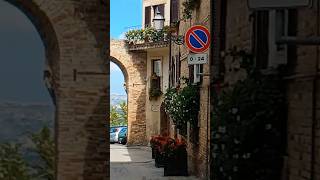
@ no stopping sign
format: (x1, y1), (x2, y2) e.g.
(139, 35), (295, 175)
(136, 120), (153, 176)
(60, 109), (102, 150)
(185, 25), (211, 53)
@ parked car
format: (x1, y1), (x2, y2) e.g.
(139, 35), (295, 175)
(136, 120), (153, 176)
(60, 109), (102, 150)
(117, 127), (127, 145)
(110, 126), (126, 143)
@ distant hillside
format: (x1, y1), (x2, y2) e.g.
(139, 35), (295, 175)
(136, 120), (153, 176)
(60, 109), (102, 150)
(0, 102), (54, 144)
(110, 94), (127, 106)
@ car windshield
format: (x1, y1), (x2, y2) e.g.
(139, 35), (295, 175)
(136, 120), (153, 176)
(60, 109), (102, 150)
(119, 128), (127, 135)
(110, 127), (118, 133)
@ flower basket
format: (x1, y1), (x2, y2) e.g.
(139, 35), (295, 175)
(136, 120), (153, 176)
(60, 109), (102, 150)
(164, 148), (188, 176)
(150, 135), (170, 167)
(155, 150), (166, 168)
(163, 138), (188, 176)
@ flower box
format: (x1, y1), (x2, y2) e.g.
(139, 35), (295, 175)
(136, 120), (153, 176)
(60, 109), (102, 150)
(163, 139), (188, 176)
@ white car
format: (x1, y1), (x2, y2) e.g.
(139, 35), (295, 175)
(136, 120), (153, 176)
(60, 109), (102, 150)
(110, 126), (125, 143)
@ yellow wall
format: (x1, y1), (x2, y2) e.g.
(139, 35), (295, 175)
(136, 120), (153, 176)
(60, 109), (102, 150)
(145, 47), (170, 141)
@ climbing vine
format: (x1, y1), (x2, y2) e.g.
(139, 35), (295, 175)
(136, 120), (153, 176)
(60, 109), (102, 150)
(211, 49), (286, 180)
(182, 0), (200, 20)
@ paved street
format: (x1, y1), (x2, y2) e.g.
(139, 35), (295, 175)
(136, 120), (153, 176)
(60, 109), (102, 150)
(110, 144), (200, 180)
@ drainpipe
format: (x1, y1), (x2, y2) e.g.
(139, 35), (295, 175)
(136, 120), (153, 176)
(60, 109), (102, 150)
(311, 1), (320, 179)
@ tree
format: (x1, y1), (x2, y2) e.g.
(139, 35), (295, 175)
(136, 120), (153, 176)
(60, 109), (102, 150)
(110, 101), (128, 126)
(0, 143), (31, 180)
(119, 101), (128, 122)
(110, 106), (120, 126)
(30, 126), (55, 180)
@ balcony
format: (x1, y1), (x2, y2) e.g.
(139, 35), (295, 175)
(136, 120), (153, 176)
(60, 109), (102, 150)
(125, 27), (172, 51)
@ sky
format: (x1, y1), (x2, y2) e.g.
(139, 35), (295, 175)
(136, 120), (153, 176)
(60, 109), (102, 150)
(0, 0), (142, 101)
(110, 0), (142, 95)
(0, 1), (51, 103)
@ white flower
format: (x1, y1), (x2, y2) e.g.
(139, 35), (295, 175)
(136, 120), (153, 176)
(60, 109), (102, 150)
(218, 126), (226, 133)
(265, 124), (272, 130)
(219, 167), (224, 172)
(233, 166), (238, 172)
(234, 139), (240, 144)
(221, 144), (225, 150)
(231, 108), (238, 114)
(233, 154), (239, 159)
(236, 115), (240, 121)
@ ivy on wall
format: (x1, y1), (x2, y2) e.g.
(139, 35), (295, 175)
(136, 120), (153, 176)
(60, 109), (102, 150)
(211, 49), (286, 180)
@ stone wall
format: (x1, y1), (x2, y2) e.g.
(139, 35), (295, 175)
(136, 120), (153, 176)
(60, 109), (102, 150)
(170, 0), (211, 178)
(111, 40), (148, 145)
(218, 0), (320, 179)
(5, 0), (109, 179)
(145, 47), (170, 140)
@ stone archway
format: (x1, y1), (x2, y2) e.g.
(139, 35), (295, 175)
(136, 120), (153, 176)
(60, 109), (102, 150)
(110, 40), (147, 145)
(3, 1), (108, 179)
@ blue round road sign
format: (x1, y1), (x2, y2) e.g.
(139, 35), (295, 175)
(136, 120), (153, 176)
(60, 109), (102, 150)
(185, 25), (211, 53)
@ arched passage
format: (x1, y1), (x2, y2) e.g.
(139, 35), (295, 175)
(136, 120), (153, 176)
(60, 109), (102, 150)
(111, 40), (147, 145)
(3, 1), (108, 179)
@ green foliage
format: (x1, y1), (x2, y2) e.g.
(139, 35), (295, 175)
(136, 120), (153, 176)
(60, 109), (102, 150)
(211, 50), (286, 180)
(182, 0), (200, 20)
(119, 101), (128, 121)
(125, 26), (172, 44)
(164, 80), (200, 128)
(110, 101), (128, 126)
(30, 127), (55, 180)
(125, 29), (144, 44)
(0, 143), (31, 180)
(0, 126), (55, 180)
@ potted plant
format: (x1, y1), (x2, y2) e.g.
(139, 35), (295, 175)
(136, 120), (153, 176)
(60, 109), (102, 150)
(163, 138), (188, 176)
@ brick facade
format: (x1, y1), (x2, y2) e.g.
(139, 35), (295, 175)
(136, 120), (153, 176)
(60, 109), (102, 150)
(212, 0), (320, 179)
(5, 0), (109, 179)
(170, 0), (211, 178)
(111, 40), (148, 145)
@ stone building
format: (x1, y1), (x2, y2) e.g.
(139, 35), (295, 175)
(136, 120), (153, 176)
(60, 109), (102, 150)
(210, 0), (320, 179)
(168, 0), (211, 178)
(2, 0), (109, 179)
(111, 0), (171, 144)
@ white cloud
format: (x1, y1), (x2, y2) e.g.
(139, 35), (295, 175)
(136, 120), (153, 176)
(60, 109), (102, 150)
(110, 62), (121, 72)
(118, 32), (126, 40)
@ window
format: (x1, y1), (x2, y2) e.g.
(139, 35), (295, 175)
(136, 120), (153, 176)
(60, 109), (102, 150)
(153, 4), (165, 16)
(145, 6), (151, 28)
(254, 10), (289, 69)
(153, 59), (162, 77)
(171, 0), (179, 23)
(189, 64), (203, 84)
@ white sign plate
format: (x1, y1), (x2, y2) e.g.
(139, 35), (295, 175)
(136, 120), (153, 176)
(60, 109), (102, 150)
(188, 53), (208, 65)
(248, 0), (312, 9)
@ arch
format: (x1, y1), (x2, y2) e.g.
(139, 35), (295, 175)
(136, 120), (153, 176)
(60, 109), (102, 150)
(111, 40), (148, 145)
(1, 1), (108, 179)
(110, 56), (129, 86)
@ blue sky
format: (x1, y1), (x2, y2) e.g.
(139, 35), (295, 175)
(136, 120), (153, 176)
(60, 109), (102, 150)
(111, 0), (142, 39)
(110, 0), (142, 95)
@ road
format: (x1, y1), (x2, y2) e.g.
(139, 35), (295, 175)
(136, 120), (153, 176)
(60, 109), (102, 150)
(110, 144), (200, 180)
